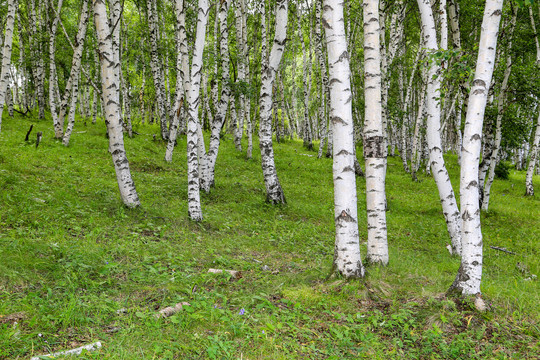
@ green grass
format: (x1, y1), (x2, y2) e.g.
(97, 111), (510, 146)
(0, 114), (539, 359)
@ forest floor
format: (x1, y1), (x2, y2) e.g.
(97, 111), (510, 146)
(0, 114), (539, 359)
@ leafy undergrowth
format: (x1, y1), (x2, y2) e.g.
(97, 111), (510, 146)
(0, 114), (539, 359)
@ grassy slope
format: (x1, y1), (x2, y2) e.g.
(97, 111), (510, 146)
(0, 114), (538, 359)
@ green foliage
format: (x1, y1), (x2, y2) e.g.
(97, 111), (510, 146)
(0, 115), (539, 358)
(495, 162), (511, 180)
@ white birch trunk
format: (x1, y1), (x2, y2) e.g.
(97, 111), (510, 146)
(448, 0), (461, 49)
(62, 0), (90, 146)
(147, 0), (169, 140)
(411, 78), (427, 181)
(482, 6), (517, 211)
(316, 0), (329, 159)
(29, 0), (45, 119)
(299, 9), (313, 150)
(417, 0), (462, 255)
(402, 41), (422, 173)
(56, 1), (91, 139)
(233, 0), (245, 152)
(0, 0), (18, 131)
(49, 0), (64, 134)
(525, 111), (540, 196)
(93, 0), (140, 208)
(450, 0), (503, 296)
(363, 0), (388, 265)
(259, 0), (288, 204)
(186, 0), (210, 221)
(165, 0), (189, 163)
(6, 85), (13, 117)
(530, 6), (540, 65)
(199, 0), (231, 192)
(324, 0), (365, 278)
(439, 0), (448, 51)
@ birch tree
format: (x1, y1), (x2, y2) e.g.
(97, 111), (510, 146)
(165, 0), (189, 163)
(482, 5), (518, 210)
(62, 0), (91, 146)
(0, 0), (18, 132)
(55, 0), (91, 140)
(259, 0), (288, 204)
(417, 0), (462, 255)
(363, 0), (388, 265)
(525, 111), (540, 196)
(324, 0), (364, 278)
(93, 0), (140, 208)
(199, 0), (231, 192)
(48, 0), (64, 136)
(186, 0), (210, 221)
(147, 0), (170, 140)
(450, 0), (504, 297)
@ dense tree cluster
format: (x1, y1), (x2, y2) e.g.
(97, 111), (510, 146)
(0, 0), (539, 299)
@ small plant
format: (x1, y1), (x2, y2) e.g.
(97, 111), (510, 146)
(495, 161), (510, 180)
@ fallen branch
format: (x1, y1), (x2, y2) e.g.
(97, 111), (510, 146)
(208, 268), (242, 279)
(30, 341), (102, 360)
(489, 245), (515, 255)
(25, 125), (33, 141)
(155, 302), (190, 318)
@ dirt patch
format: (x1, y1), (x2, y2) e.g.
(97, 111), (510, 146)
(0, 311), (26, 324)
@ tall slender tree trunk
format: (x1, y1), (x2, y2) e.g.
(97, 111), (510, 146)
(482, 6), (517, 210)
(186, 0), (210, 221)
(363, 0), (389, 265)
(49, 0), (64, 135)
(259, 0), (288, 204)
(450, 0), (503, 297)
(63, 0), (91, 146)
(525, 111), (540, 196)
(29, 0), (45, 119)
(530, 6), (540, 65)
(299, 9), (313, 151)
(417, 0), (462, 255)
(402, 41), (422, 173)
(233, 0), (246, 152)
(0, 0), (17, 132)
(93, 0), (140, 208)
(199, 0), (231, 192)
(147, 0), (169, 140)
(324, 0), (365, 278)
(56, 1), (91, 139)
(165, 0), (189, 163)
(316, 0), (328, 159)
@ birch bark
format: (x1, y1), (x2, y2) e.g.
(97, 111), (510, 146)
(324, 0), (365, 278)
(525, 111), (540, 196)
(233, 0), (246, 152)
(199, 0), (231, 192)
(186, 0), (210, 220)
(62, 0), (90, 146)
(482, 6), (517, 210)
(93, 0), (140, 208)
(530, 6), (540, 65)
(49, 0), (64, 135)
(450, 0), (503, 296)
(165, 0), (189, 163)
(316, 0), (329, 159)
(259, 0), (288, 204)
(147, 0), (170, 140)
(55, 1), (91, 139)
(0, 0), (17, 132)
(362, 0), (389, 265)
(417, 0), (462, 255)
(299, 6), (313, 150)
(29, 0), (46, 119)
